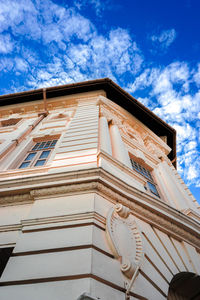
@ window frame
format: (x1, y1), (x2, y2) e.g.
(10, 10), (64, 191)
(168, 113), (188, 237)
(0, 118), (22, 133)
(0, 118), (22, 127)
(130, 158), (160, 197)
(17, 139), (58, 169)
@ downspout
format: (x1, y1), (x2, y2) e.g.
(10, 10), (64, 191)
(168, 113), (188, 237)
(125, 265), (140, 300)
(42, 88), (49, 115)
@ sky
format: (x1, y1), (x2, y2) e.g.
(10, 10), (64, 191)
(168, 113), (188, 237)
(0, 0), (199, 203)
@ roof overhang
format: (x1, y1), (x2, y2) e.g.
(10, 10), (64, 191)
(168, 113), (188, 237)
(0, 78), (176, 166)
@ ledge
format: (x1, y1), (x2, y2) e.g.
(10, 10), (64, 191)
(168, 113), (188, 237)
(0, 166), (199, 249)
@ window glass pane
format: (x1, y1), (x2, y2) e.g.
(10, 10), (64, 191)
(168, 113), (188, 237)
(24, 152), (36, 161)
(131, 159), (153, 181)
(32, 143), (40, 150)
(147, 181), (159, 197)
(146, 170), (153, 180)
(34, 159), (46, 167)
(50, 140), (57, 148)
(44, 141), (51, 148)
(38, 142), (46, 149)
(39, 150), (50, 159)
(19, 161), (30, 169)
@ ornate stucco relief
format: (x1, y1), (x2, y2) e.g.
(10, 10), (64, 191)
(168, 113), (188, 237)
(143, 135), (171, 158)
(1, 170), (200, 249)
(99, 104), (123, 126)
(121, 123), (143, 146)
(98, 98), (166, 169)
(77, 293), (100, 300)
(106, 203), (144, 279)
(0, 193), (33, 206)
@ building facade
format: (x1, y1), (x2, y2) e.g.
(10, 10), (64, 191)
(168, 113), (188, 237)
(0, 78), (199, 300)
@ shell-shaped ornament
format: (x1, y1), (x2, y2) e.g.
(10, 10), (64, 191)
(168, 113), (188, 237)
(106, 203), (144, 279)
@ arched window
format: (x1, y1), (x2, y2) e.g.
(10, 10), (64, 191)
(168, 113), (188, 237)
(168, 272), (200, 300)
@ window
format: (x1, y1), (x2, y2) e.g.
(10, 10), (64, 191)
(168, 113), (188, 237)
(18, 139), (57, 169)
(0, 118), (21, 127)
(0, 247), (14, 277)
(130, 158), (160, 197)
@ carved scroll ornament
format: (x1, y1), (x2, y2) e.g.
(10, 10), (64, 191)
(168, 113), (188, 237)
(106, 203), (144, 279)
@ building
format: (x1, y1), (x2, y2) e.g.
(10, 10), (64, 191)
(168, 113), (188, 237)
(0, 78), (199, 300)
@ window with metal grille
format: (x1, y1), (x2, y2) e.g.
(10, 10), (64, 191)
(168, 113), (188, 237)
(130, 158), (160, 197)
(18, 140), (57, 169)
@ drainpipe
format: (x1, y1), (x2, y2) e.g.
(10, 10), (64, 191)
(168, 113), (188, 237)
(125, 265), (140, 300)
(43, 88), (49, 115)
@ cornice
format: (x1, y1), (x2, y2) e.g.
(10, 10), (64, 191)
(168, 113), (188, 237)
(21, 212), (105, 232)
(99, 96), (171, 154)
(97, 150), (147, 185)
(99, 97), (169, 166)
(0, 167), (199, 249)
(0, 224), (22, 233)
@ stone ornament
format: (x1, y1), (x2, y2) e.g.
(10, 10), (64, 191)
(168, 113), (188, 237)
(77, 293), (100, 300)
(106, 203), (144, 279)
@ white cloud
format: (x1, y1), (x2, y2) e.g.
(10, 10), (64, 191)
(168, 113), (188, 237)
(14, 57), (29, 72)
(193, 63), (200, 86)
(0, 0), (143, 82)
(0, 0), (199, 191)
(0, 34), (14, 53)
(187, 165), (198, 181)
(130, 60), (200, 188)
(74, 0), (110, 16)
(26, 26), (143, 88)
(0, 57), (13, 72)
(150, 29), (176, 50)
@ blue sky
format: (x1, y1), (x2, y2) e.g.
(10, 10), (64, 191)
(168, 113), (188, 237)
(0, 0), (200, 202)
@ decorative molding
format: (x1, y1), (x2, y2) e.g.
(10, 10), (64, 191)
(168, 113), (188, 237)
(143, 135), (171, 157)
(0, 223), (21, 232)
(0, 193), (33, 206)
(0, 167), (200, 249)
(100, 104), (123, 126)
(115, 203), (130, 218)
(30, 182), (99, 198)
(121, 123), (144, 146)
(77, 293), (100, 300)
(98, 183), (200, 249)
(97, 150), (147, 185)
(106, 203), (144, 279)
(98, 97), (172, 161)
(21, 211), (105, 231)
(121, 133), (160, 167)
(182, 208), (200, 222)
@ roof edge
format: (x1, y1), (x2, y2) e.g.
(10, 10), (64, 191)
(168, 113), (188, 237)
(0, 78), (176, 166)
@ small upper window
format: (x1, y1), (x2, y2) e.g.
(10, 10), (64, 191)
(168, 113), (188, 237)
(130, 158), (160, 197)
(0, 118), (21, 127)
(18, 140), (57, 169)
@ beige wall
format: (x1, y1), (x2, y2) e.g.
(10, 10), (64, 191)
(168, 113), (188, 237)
(0, 91), (199, 300)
